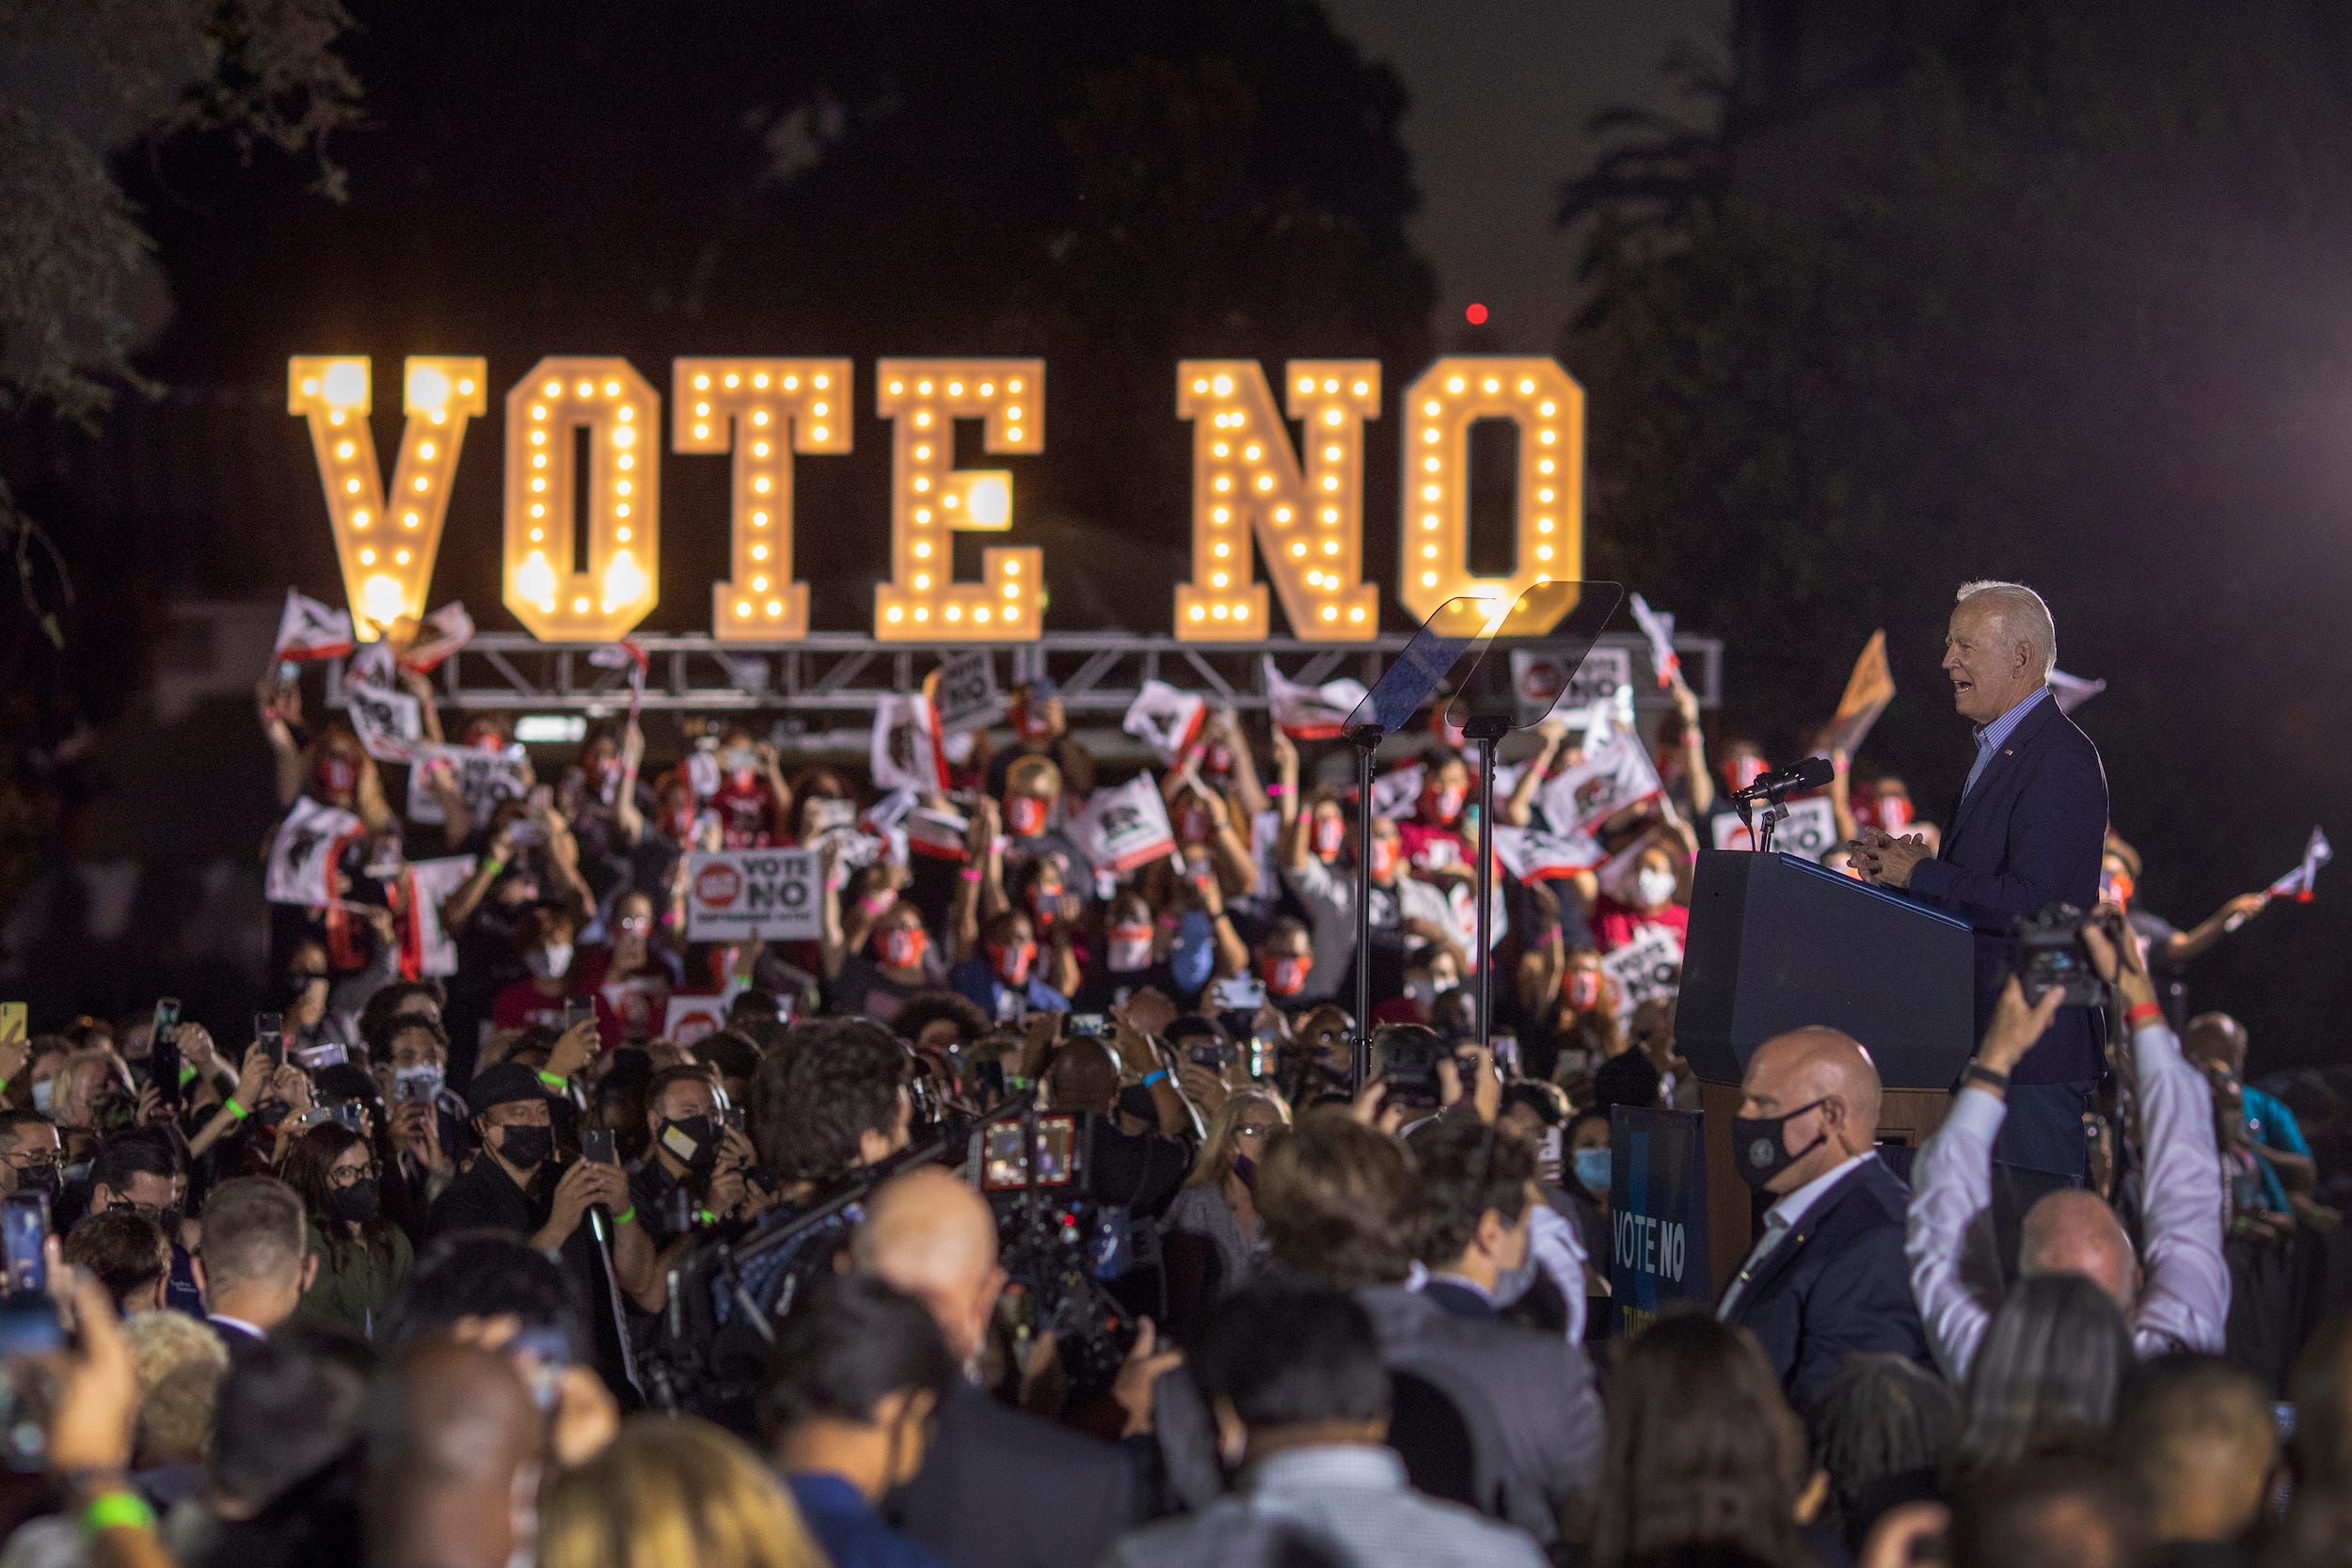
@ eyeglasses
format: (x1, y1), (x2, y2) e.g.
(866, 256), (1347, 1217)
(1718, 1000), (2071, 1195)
(1, 1150), (58, 1173)
(328, 1163), (379, 1188)
(288, 971), (329, 985)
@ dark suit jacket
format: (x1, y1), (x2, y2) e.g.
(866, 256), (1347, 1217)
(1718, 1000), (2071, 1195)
(898, 1379), (1137, 1568)
(1904, 692), (2107, 1083)
(1721, 1159), (1931, 1412)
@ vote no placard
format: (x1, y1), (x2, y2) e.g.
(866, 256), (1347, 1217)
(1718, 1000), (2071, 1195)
(685, 849), (822, 942)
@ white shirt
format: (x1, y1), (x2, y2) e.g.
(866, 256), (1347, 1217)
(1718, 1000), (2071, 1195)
(1905, 1019), (2230, 1380)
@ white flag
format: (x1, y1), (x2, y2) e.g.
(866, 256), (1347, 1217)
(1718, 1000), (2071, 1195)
(1536, 729), (1662, 834)
(1122, 680), (1207, 767)
(906, 804), (970, 863)
(398, 602), (475, 673)
(871, 693), (949, 795)
(344, 678), (422, 765)
(929, 650), (1006, 736)
(1492, 824), (1603, 881)
(265, 798), (364, 906)
(1369, 763), (1424, 820)
(405, 855), (477, 977)
(274, 589), (355, 663)
(1630, 593), (1679, 688)
(1262, 658), (1369, 741)
(405, 743), (530, 826)
(1601, 925), (1684, 1009)
(1067, 774), (1178, 874)
(2048, 669), (2106, 715)
(2269, 827), (2333, 902)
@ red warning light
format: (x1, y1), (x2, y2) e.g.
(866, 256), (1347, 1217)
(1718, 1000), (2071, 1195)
(1465, 302), (1488, 325)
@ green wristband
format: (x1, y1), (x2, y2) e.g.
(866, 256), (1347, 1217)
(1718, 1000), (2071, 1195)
(224, 1097), (249, 1121)
(179, 1063), (199, 1085)
(537, 1069), (569, 1091)
(612, 1206), (637, 1227)
(81, 1490), (156, 1536)
(695, 1207), (718, 1227)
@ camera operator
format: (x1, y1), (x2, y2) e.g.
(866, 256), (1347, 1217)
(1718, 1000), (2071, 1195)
(1046, 1015), (1192, 1223)
(1907, 911), (2229, 1379)
(851, 1167), (1143, 1568)
(628, 1065), (758, 1252)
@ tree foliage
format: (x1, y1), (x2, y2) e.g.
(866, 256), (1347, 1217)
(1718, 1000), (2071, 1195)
(1563, 2), (2352, 1058)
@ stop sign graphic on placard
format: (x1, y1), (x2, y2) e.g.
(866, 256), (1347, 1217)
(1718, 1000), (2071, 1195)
(695, 862), (742, 908)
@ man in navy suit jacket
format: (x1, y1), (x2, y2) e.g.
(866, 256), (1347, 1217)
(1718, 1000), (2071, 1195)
(1717, 1026), (1930, 1410)
(1851, 580), (2107, 1179)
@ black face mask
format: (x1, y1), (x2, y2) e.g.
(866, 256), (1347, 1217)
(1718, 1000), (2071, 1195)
(1732, 1099), (1827, 1190)
(656, 1116), (721, 1180)
(497, 1122), (552, 1170)
(14, 1166), (62, 1204)
(331, 1179), (380, 1226)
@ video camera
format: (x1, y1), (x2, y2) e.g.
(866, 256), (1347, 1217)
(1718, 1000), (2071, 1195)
(645, 1094), (1141, 1428)
(2011, 902), (2122, 1006)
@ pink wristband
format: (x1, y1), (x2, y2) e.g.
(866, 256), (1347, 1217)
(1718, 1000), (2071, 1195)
(960, 867), (984, 883)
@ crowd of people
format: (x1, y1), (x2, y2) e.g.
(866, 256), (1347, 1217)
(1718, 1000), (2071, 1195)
(0, 634), (2336, 1568)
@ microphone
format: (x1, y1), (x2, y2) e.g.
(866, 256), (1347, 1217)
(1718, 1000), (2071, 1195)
(1730, 754), (1836, 802)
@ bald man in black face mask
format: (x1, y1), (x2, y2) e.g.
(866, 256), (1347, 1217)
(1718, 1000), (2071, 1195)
(1716, 1026), (1931, 1410)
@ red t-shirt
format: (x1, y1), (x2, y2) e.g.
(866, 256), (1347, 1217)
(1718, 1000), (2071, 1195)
(1591, 896), (1690, 954)
(490, 978), (574, 1035)
(1397, 819), (1470, 876)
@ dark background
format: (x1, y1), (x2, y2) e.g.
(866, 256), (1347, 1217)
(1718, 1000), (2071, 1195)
(2, 0), (2344, 1070)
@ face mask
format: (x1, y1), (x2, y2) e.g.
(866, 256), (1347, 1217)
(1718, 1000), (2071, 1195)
(1006, 795), (1049, 837)
(663, 802), (697, 842)
(2102, 868), (2135, 910)
(1026, 884), (1062, 924)
(585, 754), (616, 786)
(990, 940), (1038, 986)
(658, 1116), (721, 1177)
(1261, 953), (1312, 997)
(1369, 837), (1400, 880)
(1404, 976), (1438, 1010)
(879, 926), (928, 970)
(1566, 970), (1603, 1011)
(1727, 754), (1769, 791)
(285, 970), (329, 1009)
(1014, 702), (1054, 740)
(1175, 804), (1212, 845)
(1107, 923), (1154, 973)
(1204, 743), (1235, 778)
(1312, 815), (1346, 861)
(469, 730), (506, 753)
(394, 1064), (445, 1104)
(1732, 1100), (1826, 1190)
(14, 1164), (62, 1203)
(496, 1121), (552, 1170)
(29, 1081), (53, 1112)
(1635, 868), (1677, 909)
(526, 943), (572, 981)
(331, 1179), (381, 1226)
(1877, 794), (1913, 831)
(1422, 783), (1466, 825)
(317, 754), (358, 795)
(1572, 1147), (1612, 1196)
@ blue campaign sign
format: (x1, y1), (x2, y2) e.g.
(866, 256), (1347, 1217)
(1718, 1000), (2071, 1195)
(1609, 1106), (1712, 1338)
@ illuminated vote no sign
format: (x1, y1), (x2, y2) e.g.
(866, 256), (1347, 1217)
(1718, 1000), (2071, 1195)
(685, 849), (822, 942)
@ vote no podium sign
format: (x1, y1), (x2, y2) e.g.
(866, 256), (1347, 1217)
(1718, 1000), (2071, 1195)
(1608, 1106), (1713, 1338)
(686, 849), (822, 942)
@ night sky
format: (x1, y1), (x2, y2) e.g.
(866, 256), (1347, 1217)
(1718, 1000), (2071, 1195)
(1326, 0), (1727, 344)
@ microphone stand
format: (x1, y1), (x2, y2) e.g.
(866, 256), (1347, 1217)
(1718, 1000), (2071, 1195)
(1346, 722), (1383, 1094)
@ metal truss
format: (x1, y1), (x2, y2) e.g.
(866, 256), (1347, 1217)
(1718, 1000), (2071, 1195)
(341, 630), (1722, 723)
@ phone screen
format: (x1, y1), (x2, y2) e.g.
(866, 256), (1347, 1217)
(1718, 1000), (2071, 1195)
(2, 1193), (50, 1295)
(581, 1129), (617, 1165)
(151, 999), (183, 1110)
(255, 1011), (285, 1069)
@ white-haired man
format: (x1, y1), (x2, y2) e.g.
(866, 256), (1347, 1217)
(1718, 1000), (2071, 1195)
(1850, 581), (2108, 1179)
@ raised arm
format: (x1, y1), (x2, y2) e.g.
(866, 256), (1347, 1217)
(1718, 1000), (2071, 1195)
(256, 675), (307, 807)
(1672, 677), (1714, 817)
(611, 720), (646, 847)
(1504, 719), (1568, 828)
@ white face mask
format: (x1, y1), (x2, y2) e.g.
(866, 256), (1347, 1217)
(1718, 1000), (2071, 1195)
(1635, 868), (1677, 909)
(527, 943), (573, 980)
(30, 1080), (53, 1112)
(1107, 935), (1154, 974)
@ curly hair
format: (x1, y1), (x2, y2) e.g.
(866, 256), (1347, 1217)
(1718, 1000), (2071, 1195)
(750, 1019), (910, 1184)
(888, 991), (988, 1051)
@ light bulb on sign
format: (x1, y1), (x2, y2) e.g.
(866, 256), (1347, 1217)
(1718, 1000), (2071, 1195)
(501, 356), (661, 641)
(289, 354), (487, 640)
(1172, 359), (1378, 642)
(1395, 355), (1585, 633)
(873, 358), (1042, 641)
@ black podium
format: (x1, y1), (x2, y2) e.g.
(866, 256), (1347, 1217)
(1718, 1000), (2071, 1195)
(1676, 849), (1980, 1294)
(1677, 849), (1978, 1086)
